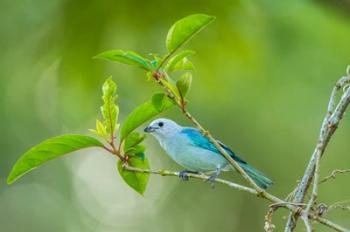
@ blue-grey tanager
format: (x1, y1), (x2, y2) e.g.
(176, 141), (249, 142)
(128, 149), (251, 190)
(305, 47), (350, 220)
(144, 118), (273, 189)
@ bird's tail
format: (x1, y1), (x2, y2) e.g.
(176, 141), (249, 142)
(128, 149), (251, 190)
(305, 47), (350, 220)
(240, 163), (273, 189)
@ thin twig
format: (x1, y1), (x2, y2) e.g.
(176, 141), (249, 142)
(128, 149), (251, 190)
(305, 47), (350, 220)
(264, 207), (277, 232)
(303, 144), (322, 232)
(302, 215), (313, 232)
(330, 205), (350, 212)
(265, 202), (306, 232)
(329, 199), (350, 213)
(123, 164), (257, 194)
(319, 169), (350, 184)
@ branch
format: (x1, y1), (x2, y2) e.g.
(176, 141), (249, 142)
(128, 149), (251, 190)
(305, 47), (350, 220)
(264, 207), (277, 232)
(123, 164), (257, 194)
(329, 199), (350, 212)
(303, 144), (322, 232)
(319, 169), (350, 184)
(123, 164), (349, 232)
(284, 67), (350, 232)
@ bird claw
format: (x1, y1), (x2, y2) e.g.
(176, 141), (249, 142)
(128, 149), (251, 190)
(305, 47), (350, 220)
(205, 167), (221, 189)
(206, 175), (217, 189)
(178, 170), (199, 181)
(179, 170), (190, 181)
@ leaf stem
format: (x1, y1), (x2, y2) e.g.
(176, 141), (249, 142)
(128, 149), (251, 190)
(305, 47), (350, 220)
(104, 143), (124, 161)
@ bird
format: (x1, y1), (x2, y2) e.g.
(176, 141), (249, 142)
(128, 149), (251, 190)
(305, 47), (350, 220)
(144, 118), (273, 189)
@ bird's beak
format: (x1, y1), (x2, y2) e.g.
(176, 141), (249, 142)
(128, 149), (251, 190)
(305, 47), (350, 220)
(144, 126), (155, 133)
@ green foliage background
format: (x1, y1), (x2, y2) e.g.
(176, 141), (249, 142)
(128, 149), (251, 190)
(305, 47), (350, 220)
(1, 0), (350, 231)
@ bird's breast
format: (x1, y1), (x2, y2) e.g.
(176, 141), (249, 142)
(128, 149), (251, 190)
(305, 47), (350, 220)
(161, 135), (228, 172)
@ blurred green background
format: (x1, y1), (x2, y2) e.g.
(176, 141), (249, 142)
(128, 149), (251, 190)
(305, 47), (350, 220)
(1, 0), (350, 231)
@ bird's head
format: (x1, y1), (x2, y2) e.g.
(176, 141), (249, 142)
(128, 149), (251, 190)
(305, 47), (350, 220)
(144, 118), (181, 139)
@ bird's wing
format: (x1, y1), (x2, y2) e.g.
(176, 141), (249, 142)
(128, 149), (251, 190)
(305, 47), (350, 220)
(180, 127), (247, 164)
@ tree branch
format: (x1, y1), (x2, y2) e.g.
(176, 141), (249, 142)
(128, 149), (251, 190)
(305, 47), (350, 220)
(284, 68), (350, 232)
(122, 164), (349, 232)
(319, 169), (350, 184)
(123, 164), (257, 194)
(303, 143), (322, 232)
(329, 199), (350, 212)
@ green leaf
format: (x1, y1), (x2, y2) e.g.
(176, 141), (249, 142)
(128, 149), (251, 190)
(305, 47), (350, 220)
(7, 135), (103, 184)
(134, 151), (145, 160)
(96, 119), (107, 138)
(124, 132), (146, 152)
(95, 50), (152, 70)
(146, 71), (154, 81)
(125, 144), (146, 158)
(159, 78), (181, 101)
(101, 77), (119, 138)
(166, 14), (215, 53)
(134, 145), (146, 156)
(172, 57), (194, 72)
(164, 49), (195, 72)
(117, 156), (150, 195)
(176, 72), (192, 98)
(151, 92), (173, 111)
(120, 93), (174, 140)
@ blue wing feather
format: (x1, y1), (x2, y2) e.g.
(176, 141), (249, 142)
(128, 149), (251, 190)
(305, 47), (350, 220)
(181, 128), (273, 189)
(181, 128), (246, 164)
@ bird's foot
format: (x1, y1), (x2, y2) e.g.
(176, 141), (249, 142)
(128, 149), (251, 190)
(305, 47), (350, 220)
(178, 170), (198, 181)
(206, 175), (217, 189)
(205, 168), (221, 189)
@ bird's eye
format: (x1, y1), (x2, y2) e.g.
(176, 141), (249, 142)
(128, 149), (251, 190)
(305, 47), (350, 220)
(158, 122), (164, 127)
